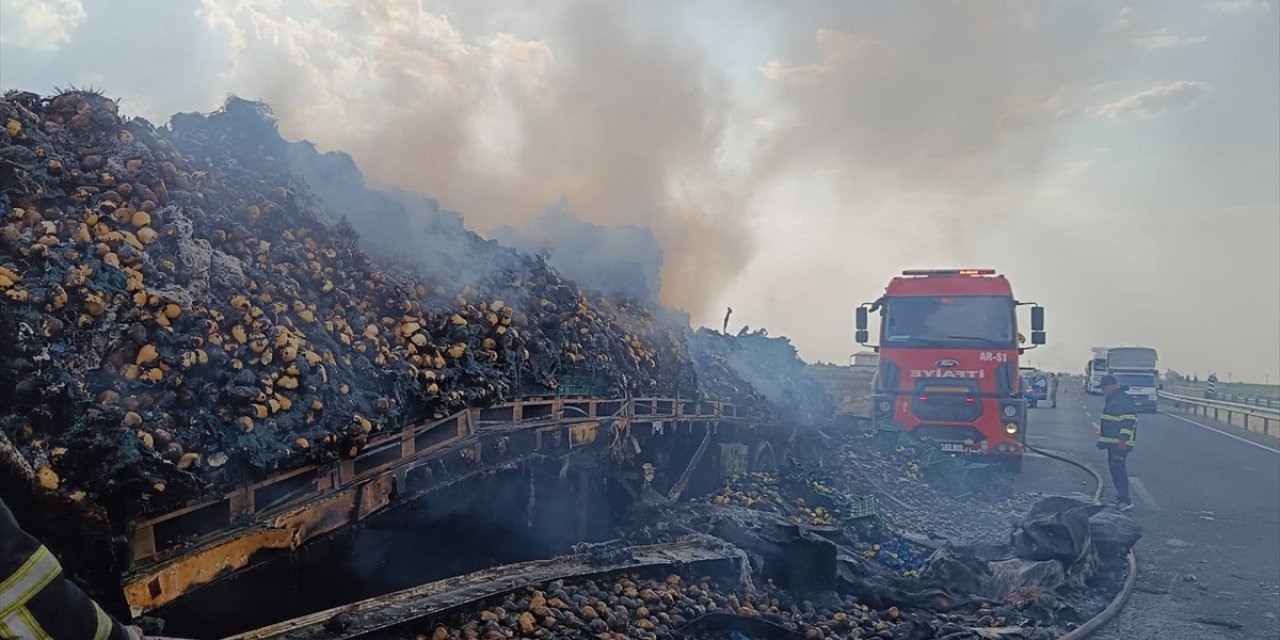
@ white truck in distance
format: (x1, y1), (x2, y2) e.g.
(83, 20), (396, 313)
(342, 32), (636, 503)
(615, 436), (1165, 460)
(1105, 346), (1159, 413)
(1086, 347), (1110, 395)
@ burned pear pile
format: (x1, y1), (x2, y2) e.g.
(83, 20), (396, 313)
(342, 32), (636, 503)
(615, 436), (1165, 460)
(0, 91), (795, 516)
(688, 328), (835, 426)
(403, 574), (967, 640)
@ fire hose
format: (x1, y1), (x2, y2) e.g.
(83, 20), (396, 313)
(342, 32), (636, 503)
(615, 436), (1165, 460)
(1025, 444), (1138, 640)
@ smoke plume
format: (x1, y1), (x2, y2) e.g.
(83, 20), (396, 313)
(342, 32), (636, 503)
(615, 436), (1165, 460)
(199, 0), (751, 317)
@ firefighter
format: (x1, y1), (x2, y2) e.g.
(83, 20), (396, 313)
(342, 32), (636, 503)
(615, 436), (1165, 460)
(1050, 373), (1060, 408)
(1096, 375), (1138, 511)
(1, 497), (140, 640)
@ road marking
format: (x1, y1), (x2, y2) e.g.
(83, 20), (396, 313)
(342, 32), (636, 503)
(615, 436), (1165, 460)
(1129, 477), (1162, 511)
(1159, 410), (1280, 455)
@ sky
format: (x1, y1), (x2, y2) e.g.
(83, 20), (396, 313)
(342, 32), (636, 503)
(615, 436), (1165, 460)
(2, 0), (1277, 382)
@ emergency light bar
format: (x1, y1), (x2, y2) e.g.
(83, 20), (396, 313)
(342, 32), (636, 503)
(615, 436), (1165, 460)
(901, 268), (997, 276)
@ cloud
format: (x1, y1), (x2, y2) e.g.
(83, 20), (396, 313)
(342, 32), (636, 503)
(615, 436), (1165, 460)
(1206, 0), (1271, 14)
(758, 29), (873, 85)
(750, 2), (1130, 206)
(1094, 81), (1211, 119)
(1132, 29), (1209, 49)
(0, 0), (85, 53)
(1107, 7), (1139, 33)
(1109, 8), (1207, 49)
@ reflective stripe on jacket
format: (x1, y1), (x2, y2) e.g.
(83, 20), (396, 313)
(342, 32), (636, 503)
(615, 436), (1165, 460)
(0, 499), (129, 640)
(1099, 390), (1139, 448)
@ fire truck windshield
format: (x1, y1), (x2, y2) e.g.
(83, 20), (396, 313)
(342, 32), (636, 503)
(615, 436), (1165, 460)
(882, 296), (1015, 348)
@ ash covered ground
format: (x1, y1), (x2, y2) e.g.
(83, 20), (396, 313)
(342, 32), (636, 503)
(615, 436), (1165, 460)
(360, 427), (1140, 640)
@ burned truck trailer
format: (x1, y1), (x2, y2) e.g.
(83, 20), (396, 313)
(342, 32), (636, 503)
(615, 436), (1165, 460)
(855, 269), (1046, 471)
(117, 394), (784, 629)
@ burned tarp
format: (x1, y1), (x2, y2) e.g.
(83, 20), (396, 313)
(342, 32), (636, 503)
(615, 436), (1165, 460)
(635, 504), (980, 614)
(647, 493), (1138, 632)
(1011, 497), (1100, 564)
(913, 497), (1138, 623)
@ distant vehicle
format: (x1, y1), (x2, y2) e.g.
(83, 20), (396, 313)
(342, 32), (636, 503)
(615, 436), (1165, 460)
(1085, 347), (1111, 395)
(855, 268), (1046, 472)
(1020, 367), (1049, 407)
(1106, 346), (1159, 413)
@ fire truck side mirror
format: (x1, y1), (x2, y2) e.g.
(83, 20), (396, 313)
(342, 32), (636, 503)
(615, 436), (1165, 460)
(1031, 331), (1046, 345)
(855, 307), (869, 344)
(1030, 306), (1044, 331)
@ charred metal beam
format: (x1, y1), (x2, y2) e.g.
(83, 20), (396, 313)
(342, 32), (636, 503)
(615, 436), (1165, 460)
(225, 537), (745, 640)
(667, 428), (714, 502)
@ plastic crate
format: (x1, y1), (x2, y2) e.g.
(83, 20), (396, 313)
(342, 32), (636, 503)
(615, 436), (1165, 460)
(841, 494), (885, 541)
(843, 494), (880, 521)
(514, 367), (612, 398)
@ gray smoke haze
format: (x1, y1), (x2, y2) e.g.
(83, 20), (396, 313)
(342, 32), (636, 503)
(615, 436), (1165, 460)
(491, 204), (664, 304)
(196, 0), (1136, 310)
(748, 1), (1138, 248)
(193, 0), (751, 316)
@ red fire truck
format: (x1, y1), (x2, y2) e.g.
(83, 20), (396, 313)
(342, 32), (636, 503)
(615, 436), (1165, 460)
(854, 269), (1045, 472)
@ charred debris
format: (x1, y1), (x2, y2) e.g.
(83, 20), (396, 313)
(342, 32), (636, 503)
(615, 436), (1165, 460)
(219, 428), (1141, 640)
(404, 495), (1139, 640)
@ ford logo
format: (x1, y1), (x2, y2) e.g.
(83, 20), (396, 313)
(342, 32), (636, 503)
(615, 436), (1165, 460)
(936, 358), (960, 368)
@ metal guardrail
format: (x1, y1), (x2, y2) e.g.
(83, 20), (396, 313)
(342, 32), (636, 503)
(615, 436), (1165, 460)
(1213, 393), (1280, 410)
(1158, 391), (1280, 436)
(1161, 384), (1280, 409)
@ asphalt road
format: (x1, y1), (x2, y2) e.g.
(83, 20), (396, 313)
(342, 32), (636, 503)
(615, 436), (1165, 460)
(1016, 383), (1280, 639)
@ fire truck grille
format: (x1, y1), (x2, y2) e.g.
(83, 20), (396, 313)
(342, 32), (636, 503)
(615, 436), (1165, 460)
(911, 383), (982, 422)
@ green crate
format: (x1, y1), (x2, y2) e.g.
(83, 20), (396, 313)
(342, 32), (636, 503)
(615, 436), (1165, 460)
(843, 494), (880, 521)
(841, 495), (885, 541)
(514, 367), (612, 398)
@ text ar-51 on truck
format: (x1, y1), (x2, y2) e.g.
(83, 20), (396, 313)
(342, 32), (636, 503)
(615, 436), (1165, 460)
(854, 269), (1046, 472)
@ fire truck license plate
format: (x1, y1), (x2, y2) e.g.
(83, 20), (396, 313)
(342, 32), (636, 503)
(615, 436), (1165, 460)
(939, 443), (968, 452)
